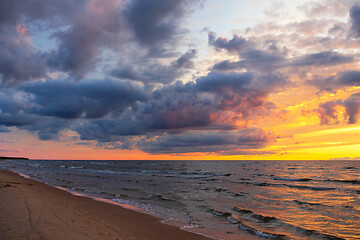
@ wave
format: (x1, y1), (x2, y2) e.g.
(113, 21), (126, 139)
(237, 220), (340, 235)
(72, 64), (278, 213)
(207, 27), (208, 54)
(141, 170), (161, 173)
(211, 208), (287, 239)
(233, 207), (277, 223)
(146, 194), (175, 202)
(227, 216), (240, 224)
(274, 177), (312, 182)
(343, 166), (358, 170)
(284, 184), (336, 191)
(252, 182), (274, 187)
(213, 188), (247, 198)
(60, 165), (85, 169)
(293, 200), (327, 207)
(232, 206), (345, 240)
(239, 179), (338, 192)
(211, 209), (232, 217)
(325, 179), (360, 185)
(237, 222), (287, 239)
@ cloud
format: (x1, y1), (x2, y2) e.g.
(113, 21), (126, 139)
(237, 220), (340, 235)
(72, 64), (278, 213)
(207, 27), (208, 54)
(209, 31), (355, 76)
(0, 25), (47, 85)
(343, 93), (360, 124)
(316, 93), (360, 124)
(208, 32), (287, 72)
(74, 70), (285, 147)
(137, 128), (276, 154)
(1, 0), (199, 81)
(212, 49), (353, 73)
(293, 51), (354, 67)
(208, 32), (251, 54)
(0, 89), (26, 115)
(0, 112), (37, 127)
(111, 49), (197, 83)
(124, 0), (200, 55)
(308, 71), (360, 93)
(47, 0), (126, 79)
(21, 78), (150, 119)
(0, 77), (150, 141)
(0, 0), (91, 84)
(0, 89), (37, 127)
(350, 4), (360, 38)
(20, 118), (71, 141)
(1, 1), (329, 156)
(0, 126), (10, 133)
(1, 0), (201, 82)
(0, 0), (86, 26)
(316, 100), (343, 125)
(0, 0), (203, 82)
(73, 83), (218, 142)
(196, 71), (252, 93)
(236, 49), (287, 72)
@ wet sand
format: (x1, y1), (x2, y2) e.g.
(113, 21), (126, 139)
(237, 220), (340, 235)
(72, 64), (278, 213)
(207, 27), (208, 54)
(0, 170), (212, 240)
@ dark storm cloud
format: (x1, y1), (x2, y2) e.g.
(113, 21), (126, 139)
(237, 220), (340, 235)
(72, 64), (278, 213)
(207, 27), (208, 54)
(124, 0), (200, 54)
(111, 49), (197, 83)
(0, 89), (36, 127)
(0, 113), (36, 127)
(21, 79), (150, 119)
(350, 4), (360, 38)
(0, 90), (25, 115)
(137, 128), (276, 154)
(0, 87), (78, 139)
(74, 70), (286, 146)
(74, 82), (217, 142)
(308, 71), (360, 93)
(20, 118), (71, 141)
(0, 83), (70, 141)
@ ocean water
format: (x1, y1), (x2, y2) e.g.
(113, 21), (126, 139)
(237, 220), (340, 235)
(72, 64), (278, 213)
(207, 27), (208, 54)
(1, 160), (360, 240)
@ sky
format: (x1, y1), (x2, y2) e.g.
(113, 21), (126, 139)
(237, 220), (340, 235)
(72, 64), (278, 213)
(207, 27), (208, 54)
(1, 0), (360, 160)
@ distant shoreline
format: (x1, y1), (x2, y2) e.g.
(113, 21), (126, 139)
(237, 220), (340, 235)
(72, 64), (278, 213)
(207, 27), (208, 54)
(0, 157), (29, 160)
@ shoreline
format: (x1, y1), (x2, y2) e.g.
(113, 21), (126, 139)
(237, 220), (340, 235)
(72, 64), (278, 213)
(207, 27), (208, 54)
(0, 157), (29, 160)
(0, 170), (212, 240)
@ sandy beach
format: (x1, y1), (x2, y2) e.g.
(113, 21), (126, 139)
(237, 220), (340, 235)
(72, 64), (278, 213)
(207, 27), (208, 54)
(0, 170), (211, 240)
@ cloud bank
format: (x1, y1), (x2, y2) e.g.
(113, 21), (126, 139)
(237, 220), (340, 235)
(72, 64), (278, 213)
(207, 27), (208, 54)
(1, 1), (360, 156)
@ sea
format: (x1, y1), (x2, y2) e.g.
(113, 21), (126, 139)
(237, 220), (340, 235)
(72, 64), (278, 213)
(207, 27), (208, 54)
(1, 160), (359, 240)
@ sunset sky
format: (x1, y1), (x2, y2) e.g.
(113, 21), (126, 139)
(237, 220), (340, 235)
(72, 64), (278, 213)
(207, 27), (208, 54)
(1, 0), (360, 160)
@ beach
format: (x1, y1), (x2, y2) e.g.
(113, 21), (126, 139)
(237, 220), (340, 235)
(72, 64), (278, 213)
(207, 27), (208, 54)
(1, 160), (358, 239)
(0, 170), (211, 240)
